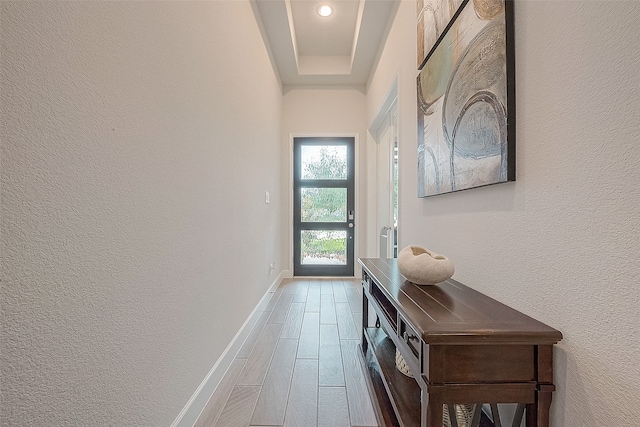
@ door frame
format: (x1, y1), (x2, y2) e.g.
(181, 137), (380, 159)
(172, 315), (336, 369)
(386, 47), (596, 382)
(368, 77), (399, 259)
(374, 100), (398, 259)
(289, 133), (359, 277)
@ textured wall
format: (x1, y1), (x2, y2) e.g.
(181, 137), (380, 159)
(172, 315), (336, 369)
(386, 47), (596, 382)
(1, 2), (283, 425)
(367, 1), (640, 426)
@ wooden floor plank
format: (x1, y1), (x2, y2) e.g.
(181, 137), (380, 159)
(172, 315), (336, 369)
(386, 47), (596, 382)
(268, 293), (294, 324)
(250, 339), (298, 426)
(336, 302), (360, 340)
(320, 279), (333, 295)
(264, 287), (284, 312)
(281, 302), (305, 339)
(332, 279), (348, 303)
(319, 324), (345, 387)
(194, 358), (247, 427)
(318, 387), (351, 427)
(351, 311), (362, 336)
(320, 293), (337, 324)
(297, 312), (320, 359)
(284, 359), (319, 427)
(237, 310), (271, 358)
(345, 281), (363, 314)
(292, 280), (309, 303)
(341, 340), (378, 427)
(237, 323), (283, 386)
(214, 386), (260, 427)
(305, 282), (321, 312)
(280, 279), (298, 294)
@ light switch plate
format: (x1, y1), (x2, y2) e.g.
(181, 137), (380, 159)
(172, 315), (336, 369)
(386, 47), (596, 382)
(265, 191), (270, 204)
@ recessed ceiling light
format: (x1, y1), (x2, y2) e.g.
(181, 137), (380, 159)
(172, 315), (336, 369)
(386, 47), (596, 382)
(318, 4), (333, 17)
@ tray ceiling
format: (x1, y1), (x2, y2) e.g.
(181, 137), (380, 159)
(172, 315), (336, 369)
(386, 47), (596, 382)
(251, 0), (400, 88)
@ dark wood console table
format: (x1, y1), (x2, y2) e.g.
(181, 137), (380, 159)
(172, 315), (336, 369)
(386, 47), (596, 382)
(359, 258), (562, 427)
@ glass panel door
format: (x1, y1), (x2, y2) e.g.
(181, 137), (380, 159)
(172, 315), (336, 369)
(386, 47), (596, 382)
(294, 137), (355, 276)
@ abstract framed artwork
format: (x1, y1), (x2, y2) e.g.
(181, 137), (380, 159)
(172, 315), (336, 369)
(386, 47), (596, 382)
(417, 0), (515, 197)
(417, 0), (466, 69)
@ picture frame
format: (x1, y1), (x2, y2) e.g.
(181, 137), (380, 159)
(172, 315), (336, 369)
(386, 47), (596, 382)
(417, 0), (515, 197)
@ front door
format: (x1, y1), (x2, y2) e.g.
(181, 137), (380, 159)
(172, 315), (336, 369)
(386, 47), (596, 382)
(293, 137), (355, 276)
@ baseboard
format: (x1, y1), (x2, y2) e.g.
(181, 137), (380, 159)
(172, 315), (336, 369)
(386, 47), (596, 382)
(283, 269), (362, 279)
(268, 270), (284, 293)
(170, 271), (283, 427)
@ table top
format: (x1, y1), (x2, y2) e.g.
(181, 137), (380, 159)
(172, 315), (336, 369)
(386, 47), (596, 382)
(359, 258), (563, 345)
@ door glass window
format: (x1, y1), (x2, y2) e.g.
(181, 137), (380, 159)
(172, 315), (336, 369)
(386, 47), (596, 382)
(301, 188), (347, 222)
(301, 230), (347, 265)
(301, 145), (347, 180)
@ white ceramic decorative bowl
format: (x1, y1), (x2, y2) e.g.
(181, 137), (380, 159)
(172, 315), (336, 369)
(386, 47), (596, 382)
(397, 245), (454, 285)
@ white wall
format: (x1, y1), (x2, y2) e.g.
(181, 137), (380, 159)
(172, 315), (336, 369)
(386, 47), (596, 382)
(367, 1), (640, 426)
(1, 2), (283, 425)
(282, 89), (368, 275)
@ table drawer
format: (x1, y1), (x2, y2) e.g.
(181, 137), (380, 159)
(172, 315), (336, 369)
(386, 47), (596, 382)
(424, 344), (536, 384)
(398, 316), (421, 360)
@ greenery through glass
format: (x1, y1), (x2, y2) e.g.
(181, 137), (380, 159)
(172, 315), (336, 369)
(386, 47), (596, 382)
(301, 230), (347, 265)
(301, 188), (346, 222)
(301, 146), (347, 180)
(299, 144), (348, 264)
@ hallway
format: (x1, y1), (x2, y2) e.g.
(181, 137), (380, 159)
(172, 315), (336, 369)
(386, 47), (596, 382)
(3, 2), (639, 425)
(194, 278), (379, 427)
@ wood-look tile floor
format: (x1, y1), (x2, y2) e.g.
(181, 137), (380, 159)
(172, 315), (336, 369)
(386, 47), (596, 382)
(195, 278), (379, 427)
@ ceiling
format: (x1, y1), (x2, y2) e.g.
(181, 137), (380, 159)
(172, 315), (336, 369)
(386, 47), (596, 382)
(251, 0), (400, 88)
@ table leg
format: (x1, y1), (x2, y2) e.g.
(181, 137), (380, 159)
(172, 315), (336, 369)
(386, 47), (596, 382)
(425, 392), (443, 427)
(526, 385), (554, 427)
(361, 292), (368, 353)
